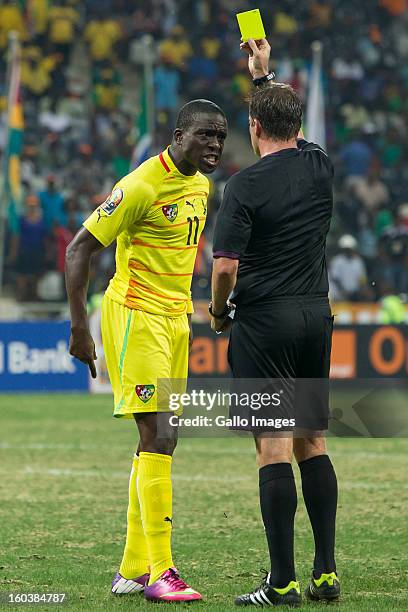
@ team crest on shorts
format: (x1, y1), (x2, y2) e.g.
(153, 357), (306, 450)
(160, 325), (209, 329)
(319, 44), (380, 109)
(135, 384), (155, 403)
(97, 188), (123, 221)
(162, 203), (178, 222)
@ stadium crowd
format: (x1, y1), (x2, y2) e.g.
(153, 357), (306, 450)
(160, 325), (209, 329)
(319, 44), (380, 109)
(0, 0), (407, 304)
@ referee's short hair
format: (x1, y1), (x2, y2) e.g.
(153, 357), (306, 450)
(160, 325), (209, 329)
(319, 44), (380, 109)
(249, 84), (302, 141)
(175, 99), (226, 131)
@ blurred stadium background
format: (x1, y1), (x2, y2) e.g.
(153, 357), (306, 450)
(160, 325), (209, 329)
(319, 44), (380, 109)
(0, 2), (407, 608)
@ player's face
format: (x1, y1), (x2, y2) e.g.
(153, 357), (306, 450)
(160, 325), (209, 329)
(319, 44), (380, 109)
(182, 113), (228, 174)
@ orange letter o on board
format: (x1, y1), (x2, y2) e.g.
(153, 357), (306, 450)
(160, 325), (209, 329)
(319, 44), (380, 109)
(369, 327), (405, 375)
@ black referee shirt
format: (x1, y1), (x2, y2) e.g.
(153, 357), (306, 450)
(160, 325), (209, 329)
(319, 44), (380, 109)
(213, 139), (334, 309)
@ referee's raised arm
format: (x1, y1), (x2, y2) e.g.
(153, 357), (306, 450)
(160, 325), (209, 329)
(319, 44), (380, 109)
(209, 37), (272, 334)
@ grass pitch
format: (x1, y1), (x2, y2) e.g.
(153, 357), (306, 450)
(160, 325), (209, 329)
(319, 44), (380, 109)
(0, 394), (407, 611)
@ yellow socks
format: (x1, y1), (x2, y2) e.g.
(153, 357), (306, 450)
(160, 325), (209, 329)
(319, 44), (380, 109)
(119, 452), (174, 584)
(119, 455), (149, 579)
(137, 452), (174, 584)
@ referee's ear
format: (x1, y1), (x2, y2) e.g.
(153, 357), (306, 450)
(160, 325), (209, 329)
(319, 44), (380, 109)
(253, 118), (263, 138)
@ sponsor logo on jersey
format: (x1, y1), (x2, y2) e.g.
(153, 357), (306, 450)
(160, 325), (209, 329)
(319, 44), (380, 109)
(97, 188), (123, 221)
(135, 384), (155, 403)
(186, 198), (207, 214)
(162, 203), (178, 222)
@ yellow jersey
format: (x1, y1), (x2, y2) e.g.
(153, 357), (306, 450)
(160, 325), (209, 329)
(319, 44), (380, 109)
(84, 148), (209, 316)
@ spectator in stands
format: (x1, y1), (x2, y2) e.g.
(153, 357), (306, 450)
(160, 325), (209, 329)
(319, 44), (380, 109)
(379, 204), (408, 293)
(62, 144), (107, 198)
(48, 53), (67, 110)
(21, 45), (57, 99)
(375, 205), (394, 238)
(381, 127), (404, 168)
(38, 175), (66, 232)
(112, 141), (132, 182)
(64, 198), (86, 228)
(11, 195), (47, 302)
(329, 234), (370, 302)
(154, 55), (181, 132)
(201, 29), (221, 62)
(339, 133), (373, 185)
(352, 161), (390, 222)
(92, 64), (121, 111)
(29, 0), (50, 44)
(52, 218), (75, 295)
(187, 39), (219, 96)
(332, 49), (364, 83)
(84, 16), (122, 63)
(274, 9), (299, 35)
(0, 1), (26, 50)
(48, 1), (79, 61)
(159, 25), (193, 69)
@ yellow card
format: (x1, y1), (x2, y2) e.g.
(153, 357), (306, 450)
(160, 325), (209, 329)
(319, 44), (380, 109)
(236, 9), (266, 42)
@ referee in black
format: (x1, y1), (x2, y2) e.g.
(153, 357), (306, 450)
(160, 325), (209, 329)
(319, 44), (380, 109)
(210, 39), (339, 607)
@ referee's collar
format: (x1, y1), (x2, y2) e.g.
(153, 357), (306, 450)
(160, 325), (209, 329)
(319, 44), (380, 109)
(263, 148), (299, 159)
(160, 147), (197, 178)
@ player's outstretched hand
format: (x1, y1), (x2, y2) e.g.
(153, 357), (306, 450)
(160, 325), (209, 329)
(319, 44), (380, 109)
(69, 328), (97, 378)
(240, 38), (271, 80)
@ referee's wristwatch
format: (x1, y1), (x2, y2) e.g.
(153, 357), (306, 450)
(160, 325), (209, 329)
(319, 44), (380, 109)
(209, 301), (231, 319)
(253, 71), (275, 87)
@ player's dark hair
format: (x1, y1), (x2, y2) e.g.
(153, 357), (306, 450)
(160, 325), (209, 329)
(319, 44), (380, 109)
(249, 84), (302, 141)
(175, 99), (226, 131)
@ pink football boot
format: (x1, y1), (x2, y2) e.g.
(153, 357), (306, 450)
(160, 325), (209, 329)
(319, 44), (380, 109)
(144, 567), (202, 602)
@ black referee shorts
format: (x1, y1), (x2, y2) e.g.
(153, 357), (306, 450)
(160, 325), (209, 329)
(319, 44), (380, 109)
(227, 296), (333, 433)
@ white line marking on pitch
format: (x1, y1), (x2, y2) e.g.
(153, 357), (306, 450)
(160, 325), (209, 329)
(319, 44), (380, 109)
(3, 466), (405, 489)
(0, 442), (407, 462)
(18, 466), (250, 482)
(0, 442), (100, 450)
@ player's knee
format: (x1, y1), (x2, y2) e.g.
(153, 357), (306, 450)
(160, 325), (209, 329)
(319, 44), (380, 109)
(256, 450), (292, 467)
(256, 445), (293, 467)
(293, 436), (327, 463)
(140, 438), (178, 456)
(255, 438), (293, 467)
(135, 412), (178, 455)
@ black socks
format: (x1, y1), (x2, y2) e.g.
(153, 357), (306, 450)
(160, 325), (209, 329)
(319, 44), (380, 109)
(259, 463), (297, 588)
(259, 455), (338, 586)
(299, 454), (338, 575)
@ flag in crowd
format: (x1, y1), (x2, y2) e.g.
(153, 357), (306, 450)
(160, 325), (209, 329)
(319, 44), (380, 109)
(4, 33), (24, 233)
(306, 41), (326, 149)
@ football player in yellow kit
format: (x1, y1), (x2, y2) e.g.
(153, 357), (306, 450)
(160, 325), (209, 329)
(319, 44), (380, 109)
(65, 99), (227, 602)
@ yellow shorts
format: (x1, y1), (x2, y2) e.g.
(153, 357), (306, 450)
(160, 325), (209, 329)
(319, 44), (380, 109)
(101, 295), (189, 417)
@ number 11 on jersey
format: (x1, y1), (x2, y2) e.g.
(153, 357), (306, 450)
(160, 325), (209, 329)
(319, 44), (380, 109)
(187, 216), (199, 245)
